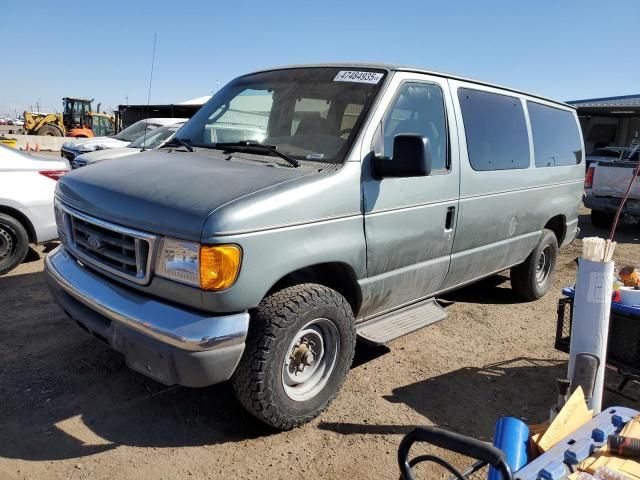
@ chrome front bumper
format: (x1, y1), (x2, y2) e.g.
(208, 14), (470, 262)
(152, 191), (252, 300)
(45, 245), (249, 387)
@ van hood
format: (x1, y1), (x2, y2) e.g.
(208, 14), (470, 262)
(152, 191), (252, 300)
(56, 150), (309, 241)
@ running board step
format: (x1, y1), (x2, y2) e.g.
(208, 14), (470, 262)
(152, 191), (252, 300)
(356, 299), (447, 345)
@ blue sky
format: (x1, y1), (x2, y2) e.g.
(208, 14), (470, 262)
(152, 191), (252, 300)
(2, 0), (638, 116)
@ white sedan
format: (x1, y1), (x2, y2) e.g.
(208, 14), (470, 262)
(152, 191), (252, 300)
(0, 145), (69, 274)
(71, 122), (185, 168)
(60, 117), (188, 162)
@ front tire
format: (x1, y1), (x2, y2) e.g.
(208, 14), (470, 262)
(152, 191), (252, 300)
(232, 283), (356, 430)
(510, 228), (558, 301)
(0, 213), (29, 275)
(36, 124), (63, 137)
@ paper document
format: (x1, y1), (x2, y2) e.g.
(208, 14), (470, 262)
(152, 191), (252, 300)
(538, 387), (592, 452)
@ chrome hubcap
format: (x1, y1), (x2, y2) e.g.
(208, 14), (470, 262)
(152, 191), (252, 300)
(0, 227), (13, 259)
(282, 318), (339, 401)
(536, 246), (552, 284)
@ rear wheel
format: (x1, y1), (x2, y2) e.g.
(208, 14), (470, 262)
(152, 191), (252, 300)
(590, 209), (614, 230)
(0, 214), (29, 275)
(232, 283), (356, 430)
(510, 228), (558, 300)
(37, 124), (63, 136)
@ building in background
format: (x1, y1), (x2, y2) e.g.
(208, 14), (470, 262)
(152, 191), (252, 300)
(568, 94), (640, 154)
(115, 96), (211, 130)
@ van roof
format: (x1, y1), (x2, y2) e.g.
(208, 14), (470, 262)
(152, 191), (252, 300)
(247, 63), (574, 109)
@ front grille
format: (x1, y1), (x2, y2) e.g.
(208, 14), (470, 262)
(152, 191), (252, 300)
(72, 216), (145, 276)
(56, 203), (157, 284)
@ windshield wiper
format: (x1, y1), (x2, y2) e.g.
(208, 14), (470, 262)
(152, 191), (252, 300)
(214, 141), (299, 167)
(162, 137), (194, 152)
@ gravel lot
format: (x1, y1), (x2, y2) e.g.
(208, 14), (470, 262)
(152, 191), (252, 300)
(1, 210), (639, 479)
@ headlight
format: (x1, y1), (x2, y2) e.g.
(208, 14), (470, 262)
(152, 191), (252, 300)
(54, 204), (63, 231)
(155, 238), (200, 286)
(155, 238), (241, 291)
(54, 204), (66, 241)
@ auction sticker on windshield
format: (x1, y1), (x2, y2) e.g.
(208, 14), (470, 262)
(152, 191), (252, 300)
(334, 71), (384, 84)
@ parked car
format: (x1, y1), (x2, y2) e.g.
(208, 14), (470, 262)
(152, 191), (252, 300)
(12, 118), (24, 127)
(584, 158), (640, 228)
(45, 65), (584, 429)
(0, 144), (69, 274)
(0, 118), (8, 125)
(60, 118), (187, 161)
(71, 122), (186, 168)
(585, 146), (639, 170)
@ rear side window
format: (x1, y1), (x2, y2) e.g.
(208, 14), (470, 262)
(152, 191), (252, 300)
(458, 88), (530, 171)
(528, 102), (582, 166)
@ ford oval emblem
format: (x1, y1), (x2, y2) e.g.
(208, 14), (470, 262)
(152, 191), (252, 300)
(87, 235), (102, 250)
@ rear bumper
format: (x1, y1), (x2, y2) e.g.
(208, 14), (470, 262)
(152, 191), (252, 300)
(584, 194), (640, 216)
(44, 245), (249, 387)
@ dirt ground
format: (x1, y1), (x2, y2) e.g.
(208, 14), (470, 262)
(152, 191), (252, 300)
(1, 209), (640, 479)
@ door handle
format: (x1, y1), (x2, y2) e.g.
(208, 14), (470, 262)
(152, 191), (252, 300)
(445, 206), (455, 232)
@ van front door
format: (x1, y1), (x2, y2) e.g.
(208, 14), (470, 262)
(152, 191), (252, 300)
(361, 73), (460, 318)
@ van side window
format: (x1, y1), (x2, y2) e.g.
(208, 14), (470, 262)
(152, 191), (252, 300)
(382, 83), (448, 171)
(528, 101), (583, 166)
(458, 88), (530, 171)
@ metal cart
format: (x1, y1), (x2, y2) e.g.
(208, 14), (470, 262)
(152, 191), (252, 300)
(398, 426), (510, 480)
(399, 408), (640, 480)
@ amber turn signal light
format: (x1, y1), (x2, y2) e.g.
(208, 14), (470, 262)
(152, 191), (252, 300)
(199, 245), (242, 291)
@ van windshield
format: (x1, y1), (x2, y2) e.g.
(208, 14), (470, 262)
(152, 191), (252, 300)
(176, 67), (387, 164)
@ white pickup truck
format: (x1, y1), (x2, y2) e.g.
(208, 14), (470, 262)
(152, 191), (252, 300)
(584, 158), (640, 228)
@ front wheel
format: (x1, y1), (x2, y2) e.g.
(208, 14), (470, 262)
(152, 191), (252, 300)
(510, 228), (558, 301)
(0, 213), (29, 275)
(232, 283), (356, 430)
(36, 124), (63, 137)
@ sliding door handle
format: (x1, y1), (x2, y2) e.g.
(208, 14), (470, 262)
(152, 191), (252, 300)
(445, 206), (456, 232)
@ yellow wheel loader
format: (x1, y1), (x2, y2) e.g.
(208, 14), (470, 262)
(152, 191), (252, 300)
(23, 97), (114, 138)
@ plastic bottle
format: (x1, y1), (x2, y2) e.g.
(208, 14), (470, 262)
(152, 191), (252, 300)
(488, 417), (529, 480)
